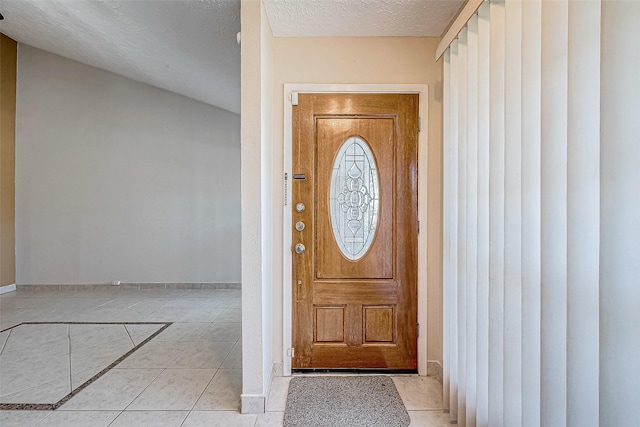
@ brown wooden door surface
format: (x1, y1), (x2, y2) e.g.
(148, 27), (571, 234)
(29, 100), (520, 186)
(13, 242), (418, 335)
(292, 93), (419, 370)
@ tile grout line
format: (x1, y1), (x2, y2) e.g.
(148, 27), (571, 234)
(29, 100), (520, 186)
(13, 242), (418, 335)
(0, 322), (22, 333)
(178, 409), (191, 427)
(68, 324), (72, 398)
(31, 410), (54, 427)
(105, 409), (126, 427)
(121, 367), (167, 413)
(0, 327), (13, 355)
(95, 297), (118, 309)
(123, 324), (136, 348)
(218, 338), (240, 369)
(187, 367), (220, 416)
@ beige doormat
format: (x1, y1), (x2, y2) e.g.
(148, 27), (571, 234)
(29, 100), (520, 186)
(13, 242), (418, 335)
(284, 376), (410, 427)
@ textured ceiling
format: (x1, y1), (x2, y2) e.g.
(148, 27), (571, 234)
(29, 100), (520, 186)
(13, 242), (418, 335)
(0, 0), (241, 113)
(0, 1), (462, 114)
(263, 0), (464, 37)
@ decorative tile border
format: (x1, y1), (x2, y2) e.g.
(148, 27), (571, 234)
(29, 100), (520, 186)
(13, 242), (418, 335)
(0, 321), (172, 410)
(15, 283), (241, 291)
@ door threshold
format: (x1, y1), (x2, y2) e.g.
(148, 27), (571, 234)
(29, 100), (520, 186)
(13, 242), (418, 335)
(292, 368), (418, 375)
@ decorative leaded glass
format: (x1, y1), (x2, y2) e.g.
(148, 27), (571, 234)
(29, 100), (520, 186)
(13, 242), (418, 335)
(329, 136), (379, 260)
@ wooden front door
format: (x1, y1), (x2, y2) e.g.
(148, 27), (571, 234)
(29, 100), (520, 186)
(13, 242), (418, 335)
(291, 93), (419, 370)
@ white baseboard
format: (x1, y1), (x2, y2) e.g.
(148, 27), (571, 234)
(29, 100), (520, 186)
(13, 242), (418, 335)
(272, 361), (284, 378)
(240, 361), (281, 414)
(16, 283), (240, 291)
(427, 360), (443, 381)
(0, 284), (16, 295)
(240, 394), (265, 414)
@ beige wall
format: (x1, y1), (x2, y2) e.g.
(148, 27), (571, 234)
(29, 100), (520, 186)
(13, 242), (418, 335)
(0, 34), (16, 287)
(269, 37), (444, 364)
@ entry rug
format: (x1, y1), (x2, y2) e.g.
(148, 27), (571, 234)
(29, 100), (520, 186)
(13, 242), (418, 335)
(284, 376), (410, 427)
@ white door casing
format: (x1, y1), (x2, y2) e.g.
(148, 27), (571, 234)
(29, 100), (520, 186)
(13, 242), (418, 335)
(282, 84), (429, 376)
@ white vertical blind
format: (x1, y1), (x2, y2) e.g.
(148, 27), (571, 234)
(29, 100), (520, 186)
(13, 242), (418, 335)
(600, 1), (640, 425)
(465, 14), (479, 427)
(520, 1), (542, 426)
(456, 27), (469, 427)
(487, 1), (505, 425)
(442, 48), (452, 415)
(503, 0), (522, 424)
(566, 1), (600, 426)
(447, 39), (460, 424)
(540, 1), (569, 424)
(475, 3), (491, 426)
(441, 0), (638, 424)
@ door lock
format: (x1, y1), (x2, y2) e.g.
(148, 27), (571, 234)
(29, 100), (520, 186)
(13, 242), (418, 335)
(295, 202), (305, 213)
(295, 221), (305, 231)
(294, 243), (306, 254)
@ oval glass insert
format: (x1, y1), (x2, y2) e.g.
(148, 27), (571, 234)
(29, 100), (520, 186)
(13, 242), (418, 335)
(329, 136), (380, 261)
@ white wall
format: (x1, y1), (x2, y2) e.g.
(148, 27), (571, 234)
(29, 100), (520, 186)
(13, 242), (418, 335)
(15, 45), (241, 284)
(240, 0), (275, 413)
(259, 0), (275, 411)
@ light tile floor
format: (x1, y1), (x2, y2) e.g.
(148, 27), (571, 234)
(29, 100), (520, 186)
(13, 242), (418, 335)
(0, 323), (165, 404)
(0, 288), (447, 426)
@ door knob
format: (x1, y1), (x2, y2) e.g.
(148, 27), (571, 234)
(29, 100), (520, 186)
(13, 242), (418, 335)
(295, 243), (306, 254)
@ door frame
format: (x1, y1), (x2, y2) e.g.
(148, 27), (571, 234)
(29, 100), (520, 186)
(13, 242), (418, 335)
(282, 84), (429, 376)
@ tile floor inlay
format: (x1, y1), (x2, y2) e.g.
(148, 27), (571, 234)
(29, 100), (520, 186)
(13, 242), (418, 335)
(0, 322), (171, 410)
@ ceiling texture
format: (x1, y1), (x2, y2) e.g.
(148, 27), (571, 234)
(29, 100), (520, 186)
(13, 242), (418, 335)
(0, 0), (463, 114)
(262, 0), (462, 37)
